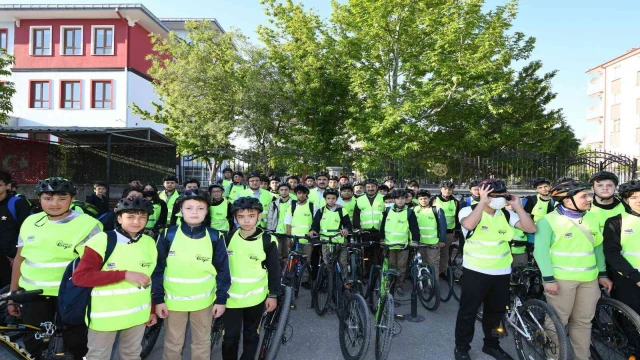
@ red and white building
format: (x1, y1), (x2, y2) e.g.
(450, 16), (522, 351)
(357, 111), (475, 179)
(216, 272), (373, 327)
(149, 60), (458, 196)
(0, 4), (224, 142)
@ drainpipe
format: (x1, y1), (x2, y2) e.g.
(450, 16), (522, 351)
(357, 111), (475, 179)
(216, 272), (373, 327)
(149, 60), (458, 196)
(116, 9), (130, 127)
(603, 68), (607, 152)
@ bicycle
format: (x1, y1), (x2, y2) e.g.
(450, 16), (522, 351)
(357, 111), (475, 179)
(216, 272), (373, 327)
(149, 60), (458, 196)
(0, 288), (72, 360)
(257, 284), (293, 360)
(271, 233), (316, 309)
(346, 229), (370, 297)
(140, 318), (163, 359)
(409, 244), (440, 311)
(590, 289), (640, 359)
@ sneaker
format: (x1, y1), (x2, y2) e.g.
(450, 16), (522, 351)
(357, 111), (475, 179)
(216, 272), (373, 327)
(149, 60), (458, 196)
(482, 345), (514, 360)
(301, 281), (311, 290)
(454, 346), (471, 360)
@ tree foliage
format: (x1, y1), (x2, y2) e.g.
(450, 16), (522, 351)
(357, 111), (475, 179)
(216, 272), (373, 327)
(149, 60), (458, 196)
(0, 51), (16, 125)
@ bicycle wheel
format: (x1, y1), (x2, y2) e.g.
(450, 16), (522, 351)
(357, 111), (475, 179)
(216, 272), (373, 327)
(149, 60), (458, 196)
(416, 264), (440, 311)
(512, 299), (570, 360)
(140, 318), (163, 359)
(439, 265), (453, 302)
(366, 265), (380, 314)
(375, 293), (394, 360)
(339, 294), (371, 360)
(450, 244), (463, 302)
(313, 263), (333, 316)
(591, 297), (640, 360)
(258, 286), (293, 360)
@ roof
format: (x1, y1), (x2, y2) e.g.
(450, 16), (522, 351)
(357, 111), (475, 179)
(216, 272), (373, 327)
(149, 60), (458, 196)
(0, 4), (170, 35)
(586, 47), (640, 74)
(0, 126), (175, 146)
(160, 18), (225, 33)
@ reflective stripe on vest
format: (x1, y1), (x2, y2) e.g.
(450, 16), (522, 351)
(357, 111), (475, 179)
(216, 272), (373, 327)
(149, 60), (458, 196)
(24, 259), (70, 268)
(226, 231), (271, 308)
(356, 194), (385, 230)
(511, 227), (527, 255)
(384, 209), (409, 248)
(434, 198), (456, 230)
(146, 203), (161, 230)
(620, 212), (640, 272)
(166, 290), (214, 301)
(91, 303), (151, 319)
(463, 210), (513, 270)
(545, 211), (602, 281)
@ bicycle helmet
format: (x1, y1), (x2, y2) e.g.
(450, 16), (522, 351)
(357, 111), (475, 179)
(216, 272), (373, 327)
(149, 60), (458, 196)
(316, 172), (330, 180)
(406, 189), (416, 197)
(35, 177), (77, 196)
(440, 181), (455, 189)
(163, 174), (178, 182)
(232, 196), (263, 214)
(378, 184), (390, 192)
(468, 179), (481, 189)
(390, 189), (407, 198)
(550, 178), (590, 202)
(233, 171), (244, 178)
(323, 188), (339, 198)
(531, 177), (551, 188)
(364, 178), (379, 186)
(179, 189), (209, 204)
(383, 175), (395, 182)
(293, 184), (310, 194)
(589, 171), (619, 186)
(247, 171), (262, 181)
(416, 190), (431, 199)
(619, 180), (640, 199)
(353, 181), (364, 187)
(339, 183), (353, 191)
(278, 182), (292, 190)
(208, 183), (224, 192)
(115, 196), (154, 215)
(479, 179), (507, 193)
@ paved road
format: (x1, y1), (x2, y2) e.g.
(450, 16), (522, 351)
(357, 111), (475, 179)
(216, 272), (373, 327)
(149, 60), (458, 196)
(139, 282), (518, 360)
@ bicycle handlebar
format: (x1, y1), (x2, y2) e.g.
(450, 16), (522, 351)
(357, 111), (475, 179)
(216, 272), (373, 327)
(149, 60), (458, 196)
(0, 289), (43, 303)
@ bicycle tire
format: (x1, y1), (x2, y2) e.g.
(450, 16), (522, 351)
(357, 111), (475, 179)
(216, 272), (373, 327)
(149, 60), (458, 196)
(375, 294), (394, 360)
(591, 297), (640, 360)
(366, 266), (380, 314)
(512, 299), (570, 360)
(439, 265), (454, 302)
(258, 286), (293, 360)
(140, 318), (163, 359)
(339, 293), (371, 360)
(450, 244), (463, 302)
(416, 264), (440, 311)
(313, 263), (333, 316)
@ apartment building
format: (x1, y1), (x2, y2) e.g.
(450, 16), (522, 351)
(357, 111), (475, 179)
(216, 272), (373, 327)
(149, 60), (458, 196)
(586, 47), (640, 156)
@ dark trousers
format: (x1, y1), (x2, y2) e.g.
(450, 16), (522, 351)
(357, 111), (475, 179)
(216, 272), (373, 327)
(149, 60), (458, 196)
(455, 268), (510, 350)
(360, 230), (380, 275)
(612, 271), (640, 315)
(222, 301), (265, 360)
(0, 256), (11, 287)
(21, 295), (87, 359)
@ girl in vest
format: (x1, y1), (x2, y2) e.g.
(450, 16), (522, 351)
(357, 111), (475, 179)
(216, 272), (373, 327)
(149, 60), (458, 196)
(10, 177), (103, 359)
(603, 180), (640, 315)
(143, 183), (168, 238)
(534, 178), (613, 360)
(153, 191), (231, 360)
(223, 197), (280, 360)
(72, 196), (157, 360)
(414, 190), (447, 273)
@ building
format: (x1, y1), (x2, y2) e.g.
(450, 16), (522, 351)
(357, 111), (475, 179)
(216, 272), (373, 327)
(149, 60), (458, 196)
(0, 4), (224, 182)
(585, 47), (640, 156)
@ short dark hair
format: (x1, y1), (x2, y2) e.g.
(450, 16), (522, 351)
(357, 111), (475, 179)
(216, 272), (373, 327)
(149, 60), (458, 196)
(124, 187), (144, 198)
(93, 181), (107, 189)
(184, 178), (200, 188)
(0, 171), (11, 185)
(287, 176), (300, 182)
(128, 179), (138, 183)
(407, 180), (419, 187)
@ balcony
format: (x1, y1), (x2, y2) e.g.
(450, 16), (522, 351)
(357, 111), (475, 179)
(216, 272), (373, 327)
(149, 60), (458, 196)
(587, 104), (603, 122)
(587, 77), (604, 97)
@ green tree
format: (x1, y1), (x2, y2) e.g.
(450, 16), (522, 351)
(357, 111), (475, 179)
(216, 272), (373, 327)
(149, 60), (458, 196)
(0, 51), (16, 125)
(131, 21), (245, 181)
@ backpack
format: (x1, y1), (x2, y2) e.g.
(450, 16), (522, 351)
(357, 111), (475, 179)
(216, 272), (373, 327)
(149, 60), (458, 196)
(70, 201), (100, 218)
(164, 226), (220, 263)
(58, 231), (118, 326)
(225, 229), (274, 254)
(464, 204), (511, 240)
(7, 195), (19, 221)
(290, 200), (314, 216)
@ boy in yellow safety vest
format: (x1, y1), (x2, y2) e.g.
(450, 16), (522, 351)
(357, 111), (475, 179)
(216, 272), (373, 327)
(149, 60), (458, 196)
(414, 190), (447, 273)
(72, 196), (157, 360)
(159, 175), (180, 222)
(153, 191), (230, 360)
(222, 197), (280, 360)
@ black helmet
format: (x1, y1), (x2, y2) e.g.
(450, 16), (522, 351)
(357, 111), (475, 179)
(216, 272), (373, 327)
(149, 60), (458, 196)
(35, 177), (77, 196)
(208, 183), (224, 192)
(293, 184), (310, 194)
(163, 174), (178, 182)
(179, 189), (209, 205)
(115, 196), (154, 215)
(391, 189), (407, 198)
(532, 177), (551, 188)
(340, 183), (353, 191)
(222, 167), (233, 173)
(468, 179), (481, 189)
(316, 171), (330, 180)
(278, 182), (291, 190)
(416, 190), (431, 199)
(440, 181), (455, 189)
(233, 171), (244, 178)
(232, 196), (263, 213)
(406, 189), (415, 196)
(589, 171), (619, 186)
(247, 171), (262, 180)
(480, 179), (507, 193)
(383, 175), (395, 182)
(619, 180), (640, 199)
(378, 184), (390, 192)
(550, 178), (590, 202)
(354, 181), (364, 187)
(329, 175), (339, 181)
(323, 188), (339, 198)
(364, 178), (379, 186)
(269, 175), (279, 182)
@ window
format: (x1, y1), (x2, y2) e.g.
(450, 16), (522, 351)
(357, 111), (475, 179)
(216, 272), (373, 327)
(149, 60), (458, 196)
(612, 79), (622, 94)
(0, 29), (7, 51)
(613, 119), (621, 132)
(637, 98), (640, 115)
(61, 27), (82, 55)
(30, 27), (51, 55)
(91, 80), (112, 108)
(637, 71), (640, 86)
(92, 26), (114, 55)
(30, 81), (50, 108)
(614, 65), (622, 79)
(28, 133), (50, 142)
(61, 81), (81, 109)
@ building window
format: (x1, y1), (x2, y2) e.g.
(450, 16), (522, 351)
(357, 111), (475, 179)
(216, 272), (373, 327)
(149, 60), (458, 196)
(91, 80), (113, 108)
(61, 81), (81, 109)
(30, 81), (50, 108)
(28, 133), (50, 142)
(0, 29), (7, 51)
(61, 27), (82, 55)
(92, 26), (114, 55)
(612, 79), (622, 94)
(30, 27), (51, 55)
(613, 119), (621, 133)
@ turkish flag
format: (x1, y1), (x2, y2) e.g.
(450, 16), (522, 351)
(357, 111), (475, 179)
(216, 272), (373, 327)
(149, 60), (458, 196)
(0, 136), (48, 184)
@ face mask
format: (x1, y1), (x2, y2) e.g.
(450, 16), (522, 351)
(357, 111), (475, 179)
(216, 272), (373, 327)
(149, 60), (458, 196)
(489, 197), (507, 210)
(142, 191), (155, 198)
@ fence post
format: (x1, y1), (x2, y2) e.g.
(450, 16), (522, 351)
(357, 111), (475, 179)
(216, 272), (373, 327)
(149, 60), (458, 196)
(634, 158), (638, 179)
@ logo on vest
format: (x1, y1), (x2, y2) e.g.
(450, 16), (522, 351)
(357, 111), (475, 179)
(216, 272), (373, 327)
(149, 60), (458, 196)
(227, 250), (234, 256)
(106, 262), (116, 270)
(139, 261), (152, 268)
(249, 255), (260, 261)
(56, 241), (72, 250)
(589, 231), (598, 237)
(624, 229), (634, 235)
(564, 233), (573, 239)
(196, 254), (211, 263)
(168, 250), (176, 256)
(26, 236), (35, 243)
(498, 229), (507, 235)
(481, 226), (489, 231)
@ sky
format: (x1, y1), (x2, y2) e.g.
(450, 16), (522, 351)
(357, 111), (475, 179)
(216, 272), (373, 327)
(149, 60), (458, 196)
(9, 0), (640, 143)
